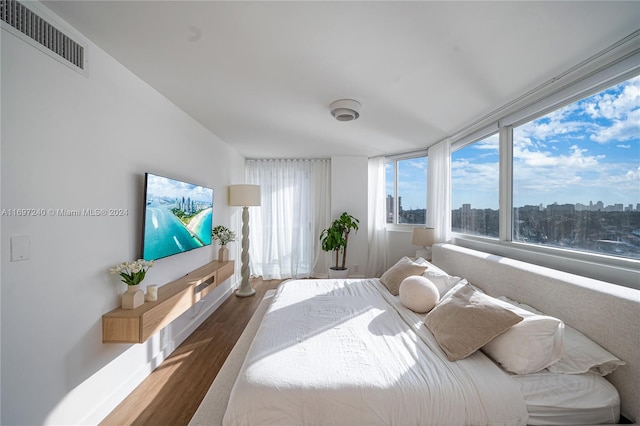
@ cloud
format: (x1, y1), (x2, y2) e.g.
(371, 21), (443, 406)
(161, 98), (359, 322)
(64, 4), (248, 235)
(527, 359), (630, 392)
(590, 108), (640, 143)
(585, 75), (640, 120)
(407, 158), (427, 170)
(453, 76), (639, 207)
(514, 76), (639, 147)
(451, 157), (498, 193)
(471, 133), (499, 150)
(513, 143), (604, 169)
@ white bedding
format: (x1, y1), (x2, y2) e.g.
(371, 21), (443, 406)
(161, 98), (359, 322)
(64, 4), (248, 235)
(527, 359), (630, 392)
(222, 278), (529, 426)
(512, 370), (620, 425)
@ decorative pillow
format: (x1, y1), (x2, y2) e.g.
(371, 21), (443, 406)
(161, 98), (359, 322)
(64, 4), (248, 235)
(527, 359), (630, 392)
(497, 296), (625, 376)
(424, 283), (523, 361)
(379, 257), (428, 296)
(399, 276), (439, 313)
(438, 279), (471, 302)
(481, 301), (565, 374)
(420, 262), (463, 296)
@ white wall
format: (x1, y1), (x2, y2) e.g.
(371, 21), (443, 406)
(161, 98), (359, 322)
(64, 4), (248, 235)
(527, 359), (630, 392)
(1, 17), (244, 425)
(330, 156), (368, 276)
(386, 228), (418, 265)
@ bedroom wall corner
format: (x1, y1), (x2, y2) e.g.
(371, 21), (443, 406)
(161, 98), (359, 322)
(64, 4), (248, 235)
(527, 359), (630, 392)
(0, 32), (3, 421)
(330, 156), (368, 276)
(1, 10), (244, 425)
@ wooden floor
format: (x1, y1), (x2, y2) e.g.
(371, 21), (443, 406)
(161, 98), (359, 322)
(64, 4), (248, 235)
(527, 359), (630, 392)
(101, 278), (282, 426)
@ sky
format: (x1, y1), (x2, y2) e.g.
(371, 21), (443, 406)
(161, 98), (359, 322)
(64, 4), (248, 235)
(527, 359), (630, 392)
(386, 156), (427, 211)
(147, 173), (214, 204)
(451, 75), (640, 210)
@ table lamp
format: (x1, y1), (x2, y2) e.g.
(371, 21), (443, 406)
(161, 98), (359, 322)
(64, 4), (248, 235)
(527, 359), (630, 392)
(411, 227), (435, 260)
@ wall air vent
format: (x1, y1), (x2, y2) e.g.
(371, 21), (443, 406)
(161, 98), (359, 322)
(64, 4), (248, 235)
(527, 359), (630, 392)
(1, 0), (86, 72)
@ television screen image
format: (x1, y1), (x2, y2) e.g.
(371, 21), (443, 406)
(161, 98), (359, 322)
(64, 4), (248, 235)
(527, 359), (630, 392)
(142, 173), (213, 261)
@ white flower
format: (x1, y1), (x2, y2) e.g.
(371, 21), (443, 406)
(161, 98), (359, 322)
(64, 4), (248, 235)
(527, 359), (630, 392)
(109, 259), (154, 286)
(212, 225), (237, 245)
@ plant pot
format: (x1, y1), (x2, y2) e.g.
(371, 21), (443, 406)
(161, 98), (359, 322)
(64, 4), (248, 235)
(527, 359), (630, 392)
(122, 284), (144, 309)
(328, 267), (349, 279)
(218, 245), (229, 262)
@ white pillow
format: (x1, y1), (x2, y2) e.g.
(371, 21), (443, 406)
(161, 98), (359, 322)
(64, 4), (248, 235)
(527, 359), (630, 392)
(416, 259), (465, 296)
(497, 296), (625, 376)
(547, 326), (625, 376)
(421, 266), (463, 296)
(481, 300), (564, 375)
(399, 276), (439, 313)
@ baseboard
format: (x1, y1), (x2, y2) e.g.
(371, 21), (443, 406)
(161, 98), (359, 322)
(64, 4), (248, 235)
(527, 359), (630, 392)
(81, 280), (237, 425)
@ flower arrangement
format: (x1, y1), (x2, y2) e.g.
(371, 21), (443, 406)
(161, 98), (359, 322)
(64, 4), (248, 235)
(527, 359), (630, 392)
(110, 259), (155, 286)
(212, 225), (237, 245)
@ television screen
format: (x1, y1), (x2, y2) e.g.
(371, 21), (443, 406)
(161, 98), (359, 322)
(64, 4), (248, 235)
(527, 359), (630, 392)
(142, 173), (213, 261)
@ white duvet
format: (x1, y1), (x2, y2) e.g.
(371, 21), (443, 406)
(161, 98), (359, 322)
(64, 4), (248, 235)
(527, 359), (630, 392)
(223, 279), (529, 426)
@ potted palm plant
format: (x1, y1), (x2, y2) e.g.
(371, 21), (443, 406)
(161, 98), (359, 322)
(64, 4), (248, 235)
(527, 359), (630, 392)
(319, 212), (359, 278)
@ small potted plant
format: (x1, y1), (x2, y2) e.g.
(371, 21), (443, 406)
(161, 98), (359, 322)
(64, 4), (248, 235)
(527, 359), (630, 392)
(212, 225), (236, 262)
(319, 212), (359, 278)
(110, 259), (155, 309)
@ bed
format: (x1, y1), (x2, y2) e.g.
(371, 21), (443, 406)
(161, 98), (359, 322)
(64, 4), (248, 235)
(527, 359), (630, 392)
(190, 243), (639, 425)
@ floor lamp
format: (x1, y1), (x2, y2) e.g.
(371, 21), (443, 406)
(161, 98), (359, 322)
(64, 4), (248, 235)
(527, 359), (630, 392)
(229, 184), (261, 297)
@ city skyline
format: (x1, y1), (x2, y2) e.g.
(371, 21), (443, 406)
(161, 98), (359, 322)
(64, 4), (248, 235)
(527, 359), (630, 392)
(389, 194), (640, 215)
(453, 200), (640, 213)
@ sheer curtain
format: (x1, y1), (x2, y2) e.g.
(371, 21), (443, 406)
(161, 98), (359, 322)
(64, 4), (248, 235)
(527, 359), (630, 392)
(427, 139), (451, 243)
(246, 159), (331, 280)
(366, 157), (388, 277)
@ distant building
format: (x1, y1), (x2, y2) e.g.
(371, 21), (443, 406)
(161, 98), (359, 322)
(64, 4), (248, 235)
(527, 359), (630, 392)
(547, 203), (575, 213)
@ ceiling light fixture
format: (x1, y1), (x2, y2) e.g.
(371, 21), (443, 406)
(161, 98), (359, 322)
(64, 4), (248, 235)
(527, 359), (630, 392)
(330, 99), (361, 121)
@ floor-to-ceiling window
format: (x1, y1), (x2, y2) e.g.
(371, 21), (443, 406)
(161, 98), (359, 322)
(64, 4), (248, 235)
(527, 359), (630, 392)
(246, 159), (331, 279)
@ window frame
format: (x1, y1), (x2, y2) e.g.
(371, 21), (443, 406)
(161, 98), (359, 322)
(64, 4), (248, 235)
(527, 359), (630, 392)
(449, 53), (640, 289)
(385, 150), (428, 229)
(450, 125), (501, 239)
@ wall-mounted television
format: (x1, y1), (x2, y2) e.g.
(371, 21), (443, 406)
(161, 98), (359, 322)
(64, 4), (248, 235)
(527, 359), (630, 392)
(141, 173), (213, 261)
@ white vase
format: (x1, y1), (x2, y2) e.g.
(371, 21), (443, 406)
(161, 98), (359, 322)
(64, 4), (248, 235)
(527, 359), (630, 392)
(122, 284), (144, 309)
(328, 267), (349, 279)
(218, 245), (229, 261)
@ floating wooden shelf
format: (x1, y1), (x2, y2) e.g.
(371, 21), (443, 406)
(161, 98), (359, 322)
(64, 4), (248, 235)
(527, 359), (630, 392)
(102, 260), (234, 344)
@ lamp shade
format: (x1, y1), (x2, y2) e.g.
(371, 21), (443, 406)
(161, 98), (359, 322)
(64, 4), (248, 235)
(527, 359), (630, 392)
(411, 227), (435, 247)
(229, 184), (261, 207)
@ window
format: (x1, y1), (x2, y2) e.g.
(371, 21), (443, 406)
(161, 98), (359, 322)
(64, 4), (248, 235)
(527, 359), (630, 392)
(385, 155), (427, 224)
(512, 76), (640, 259)
(451, 134), (500, 237)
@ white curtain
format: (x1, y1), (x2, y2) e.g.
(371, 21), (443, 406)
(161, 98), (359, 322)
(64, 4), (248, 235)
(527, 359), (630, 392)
(427, 139), (452, 243)
(246, 159), (331, 280)
(366, 157), (388, 277)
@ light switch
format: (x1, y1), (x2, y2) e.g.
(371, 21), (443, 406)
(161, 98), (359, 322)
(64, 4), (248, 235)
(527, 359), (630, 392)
(10, 235), (30, 261)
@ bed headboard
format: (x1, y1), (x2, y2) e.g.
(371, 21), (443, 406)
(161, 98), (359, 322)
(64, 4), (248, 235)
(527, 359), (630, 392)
(431, 243), (640, 423)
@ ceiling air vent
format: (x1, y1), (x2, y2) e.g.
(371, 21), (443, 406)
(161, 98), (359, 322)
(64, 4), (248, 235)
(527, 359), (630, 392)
(1, 0), (85, 71)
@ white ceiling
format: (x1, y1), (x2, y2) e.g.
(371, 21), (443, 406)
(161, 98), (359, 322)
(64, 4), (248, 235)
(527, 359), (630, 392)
(43, 1), (640, 159)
